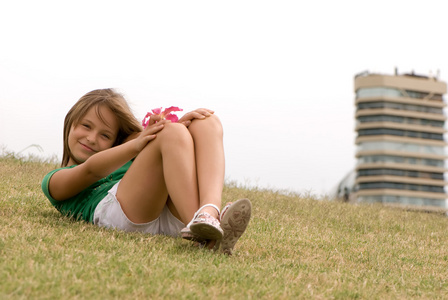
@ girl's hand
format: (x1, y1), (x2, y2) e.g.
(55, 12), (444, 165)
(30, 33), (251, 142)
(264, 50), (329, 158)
(178, 108), (214, 127)
(133, 118), (167, 152)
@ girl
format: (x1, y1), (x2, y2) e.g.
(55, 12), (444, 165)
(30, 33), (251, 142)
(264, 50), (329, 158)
(41, 88), (251, 254)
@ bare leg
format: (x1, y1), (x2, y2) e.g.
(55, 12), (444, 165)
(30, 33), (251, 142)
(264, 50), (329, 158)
(115, 115), (225, 232)
(116, 123), (199, 224)
(187, 114), (225, 218)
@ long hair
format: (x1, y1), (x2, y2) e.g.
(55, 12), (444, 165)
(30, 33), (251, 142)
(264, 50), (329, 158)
(61, 89), (142, 167)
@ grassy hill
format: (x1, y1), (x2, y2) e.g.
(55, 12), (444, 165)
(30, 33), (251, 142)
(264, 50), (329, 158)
(1, 155), (448, 299)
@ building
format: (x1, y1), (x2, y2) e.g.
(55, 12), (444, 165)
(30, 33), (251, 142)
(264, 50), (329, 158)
(350, 70), (447, 209)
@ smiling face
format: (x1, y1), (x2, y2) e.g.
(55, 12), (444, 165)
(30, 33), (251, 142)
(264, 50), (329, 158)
(67, 105), (119, 166)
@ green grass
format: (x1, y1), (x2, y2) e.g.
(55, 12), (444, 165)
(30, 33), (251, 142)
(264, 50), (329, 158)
(1, 155), (448, 299)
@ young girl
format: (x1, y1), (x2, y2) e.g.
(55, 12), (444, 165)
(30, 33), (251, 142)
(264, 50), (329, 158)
(41, 88), (251, 254)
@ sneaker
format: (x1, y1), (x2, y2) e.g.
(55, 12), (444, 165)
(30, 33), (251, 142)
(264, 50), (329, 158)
(187, 204), (223, 240)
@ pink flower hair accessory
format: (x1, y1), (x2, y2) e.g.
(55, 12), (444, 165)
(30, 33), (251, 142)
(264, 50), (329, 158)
(142, 106), (183, 129)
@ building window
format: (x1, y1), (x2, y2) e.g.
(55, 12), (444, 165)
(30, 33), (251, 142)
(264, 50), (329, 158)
(357, 168), (444, 180)
(357, 87), (444, 101)
(358, 128), (444, 141)
(357, 115), (444, 127)
(358, 182), (445, 193)
(357, 101), (443, 114)
(357, 155), (444, 167)
(357, 141), (445, 156)
(357, 195), (446, 207)
(356, 87), (403, 98)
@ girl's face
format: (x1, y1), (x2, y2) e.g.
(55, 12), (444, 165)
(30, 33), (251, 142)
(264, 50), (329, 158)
(67, 105), (119, 165)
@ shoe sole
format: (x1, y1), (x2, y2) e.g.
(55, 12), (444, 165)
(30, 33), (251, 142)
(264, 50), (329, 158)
(220, 198), (252, 255)
(189, 222), (223, 240)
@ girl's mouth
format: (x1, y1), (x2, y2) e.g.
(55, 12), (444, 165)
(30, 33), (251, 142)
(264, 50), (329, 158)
(79, 142), (96, 152)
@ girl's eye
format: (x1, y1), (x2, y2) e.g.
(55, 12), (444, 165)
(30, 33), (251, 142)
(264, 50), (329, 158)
(82, 124), (90, 129)
(102, 134), (111, 140)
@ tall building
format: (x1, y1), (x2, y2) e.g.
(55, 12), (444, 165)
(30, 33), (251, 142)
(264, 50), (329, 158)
(353, 70), (447, 209)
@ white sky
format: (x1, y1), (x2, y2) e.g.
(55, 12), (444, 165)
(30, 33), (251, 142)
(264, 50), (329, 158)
(1, 0), (447, 196)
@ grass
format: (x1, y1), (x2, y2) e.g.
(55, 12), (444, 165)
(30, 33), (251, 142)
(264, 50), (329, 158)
(1, 155), (448, 299)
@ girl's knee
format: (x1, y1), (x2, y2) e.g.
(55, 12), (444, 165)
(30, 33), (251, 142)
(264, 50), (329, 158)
(208, 114), (223, 129)
(158, 122), (193, 146)
(189, 114), (223, 136)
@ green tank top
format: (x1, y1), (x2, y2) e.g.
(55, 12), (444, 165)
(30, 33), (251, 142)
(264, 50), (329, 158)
(41, 161), (132, 223)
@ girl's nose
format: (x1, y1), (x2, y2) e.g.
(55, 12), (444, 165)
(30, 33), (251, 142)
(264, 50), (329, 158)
(86, 133), (96, 144)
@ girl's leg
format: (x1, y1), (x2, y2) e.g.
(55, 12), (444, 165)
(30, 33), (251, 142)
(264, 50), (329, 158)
(187, 114), (225, 218)
(115, 123), (199, 224)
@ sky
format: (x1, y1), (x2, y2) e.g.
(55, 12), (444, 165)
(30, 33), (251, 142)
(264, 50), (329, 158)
(1, 0), (448, 197)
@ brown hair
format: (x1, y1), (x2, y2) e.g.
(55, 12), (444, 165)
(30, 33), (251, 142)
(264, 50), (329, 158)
(61, 89), (142, 167)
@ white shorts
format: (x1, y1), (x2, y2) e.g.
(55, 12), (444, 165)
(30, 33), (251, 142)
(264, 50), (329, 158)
(93, 182), (185, 237)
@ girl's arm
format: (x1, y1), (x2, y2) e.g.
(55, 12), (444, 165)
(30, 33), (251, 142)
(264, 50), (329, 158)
(49, 122), (166, 201)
